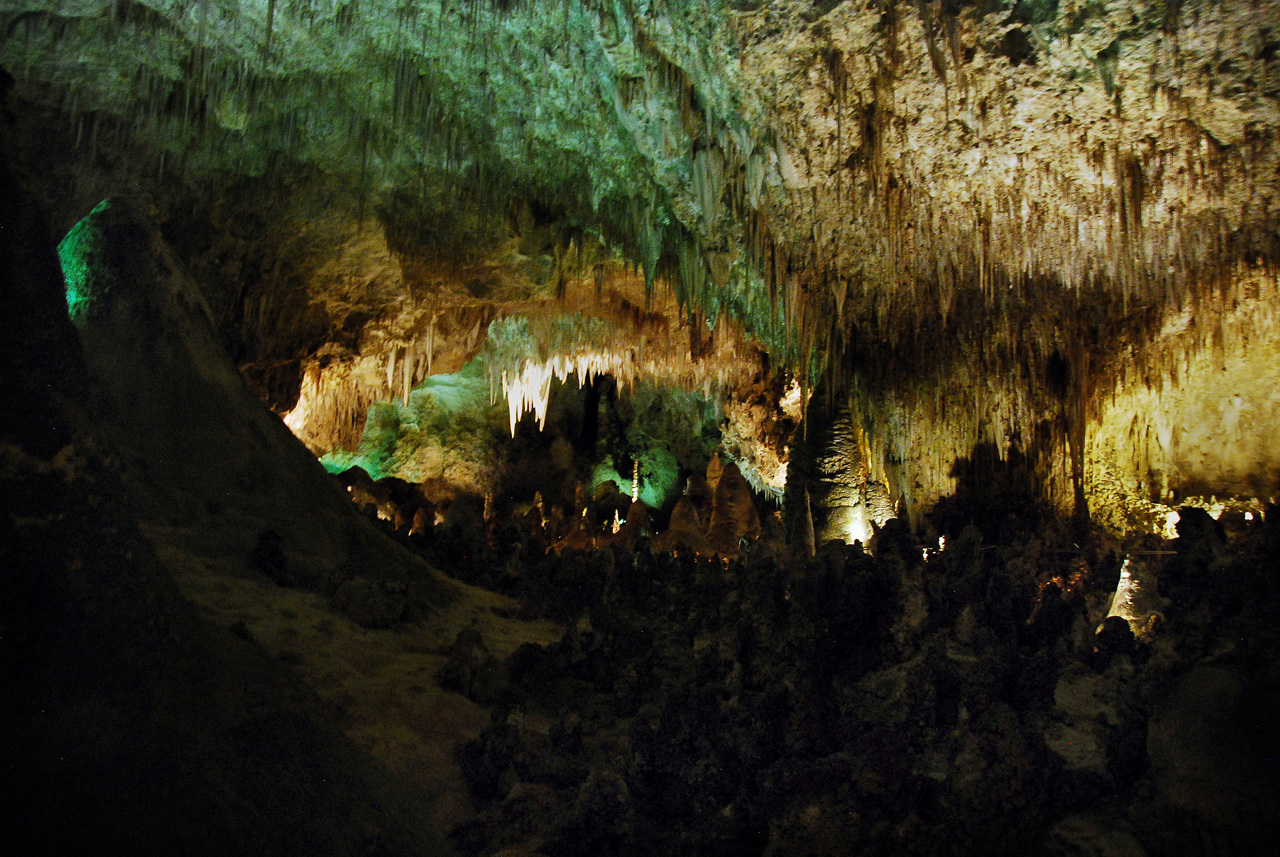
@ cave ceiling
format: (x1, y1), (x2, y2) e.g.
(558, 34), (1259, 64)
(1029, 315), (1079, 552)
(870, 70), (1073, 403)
(3, 0), (1280, 517)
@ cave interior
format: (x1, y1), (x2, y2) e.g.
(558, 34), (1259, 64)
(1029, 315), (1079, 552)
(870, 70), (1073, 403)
(3, 2), (1280, 855)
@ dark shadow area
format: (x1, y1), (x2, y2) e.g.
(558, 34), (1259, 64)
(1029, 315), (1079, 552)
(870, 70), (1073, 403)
(931, 437), (1050, 543)
(439, 501), (1280, 856)
(2, 140), (454, 854)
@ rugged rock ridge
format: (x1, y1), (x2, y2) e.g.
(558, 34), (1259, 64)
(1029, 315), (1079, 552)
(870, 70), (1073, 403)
(60, 193), (460, 600)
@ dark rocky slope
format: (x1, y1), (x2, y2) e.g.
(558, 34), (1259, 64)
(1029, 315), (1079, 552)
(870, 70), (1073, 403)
(2, 141), (455, 855)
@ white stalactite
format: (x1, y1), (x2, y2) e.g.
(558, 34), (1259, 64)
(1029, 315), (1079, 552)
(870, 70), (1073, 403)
(403, 342), (413, 406)
(427, 313), (436, 376)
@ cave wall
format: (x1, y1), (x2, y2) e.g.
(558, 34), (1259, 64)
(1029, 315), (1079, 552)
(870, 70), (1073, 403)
(3, 2), (1279, 530)
(1089, 272), (1280, 525)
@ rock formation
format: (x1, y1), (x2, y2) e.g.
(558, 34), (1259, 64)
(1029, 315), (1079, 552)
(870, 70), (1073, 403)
(4, 3), (1280, 854)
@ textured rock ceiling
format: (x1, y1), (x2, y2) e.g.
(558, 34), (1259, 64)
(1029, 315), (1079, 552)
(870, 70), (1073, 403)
(3, 0), (1280, 518)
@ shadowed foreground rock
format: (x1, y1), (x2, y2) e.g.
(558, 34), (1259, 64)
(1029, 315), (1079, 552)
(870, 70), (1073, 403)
(2, 152), (453, 855)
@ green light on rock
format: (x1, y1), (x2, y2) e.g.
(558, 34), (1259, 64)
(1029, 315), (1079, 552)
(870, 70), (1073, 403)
(320, 451), (384, 481)
(57, 199), (112, 323)
(639, 447), (680, 509)
(590, 449), (681, 510)
(325, 357), (508, 486)
(590, 457), (628, 499)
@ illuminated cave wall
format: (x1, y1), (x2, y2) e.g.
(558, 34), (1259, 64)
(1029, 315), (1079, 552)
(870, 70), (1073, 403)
(320, 356), (509, 488)
(1088, 272), (1280, 531)
(318, 348), (727, 518)
(588, 378), (724, 510)
(5, 1), (1280, 534)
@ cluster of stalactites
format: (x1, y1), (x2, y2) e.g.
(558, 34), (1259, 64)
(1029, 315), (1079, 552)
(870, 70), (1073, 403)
(1084, 267), (1280, 530)
(15, 1), (1280, 407)
(840, 355), (1076, 526)
(838, 264), (1280, 531)
(383, 313), (455, 406)
(489, 347), (752, 437)
(284, 307), (491, 451)
(481, 309), (760, 436)
(3, 1), (800, 374)
(496, 352), (623, 435)
(284, 359), (383, 455)
(724, 1), (1280, 391)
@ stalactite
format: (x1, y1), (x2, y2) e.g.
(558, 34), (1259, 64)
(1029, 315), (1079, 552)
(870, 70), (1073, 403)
(403, 342), (413, 406)
(427, 313), (436, 376)
(263, 0), (277, 64)
(9, 0), (1280, 517)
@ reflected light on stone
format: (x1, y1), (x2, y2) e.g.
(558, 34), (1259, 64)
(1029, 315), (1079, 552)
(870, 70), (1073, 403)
(779, 378), (805, 416)
(834, 505), (872, 547)
(1105, 556), (1164, 638)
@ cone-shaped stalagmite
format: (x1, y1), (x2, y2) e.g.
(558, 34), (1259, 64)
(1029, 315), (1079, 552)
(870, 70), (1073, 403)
(706, 460), (761, 555)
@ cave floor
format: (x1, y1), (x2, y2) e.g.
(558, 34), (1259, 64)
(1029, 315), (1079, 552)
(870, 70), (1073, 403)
(140, 518), (562, 834)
